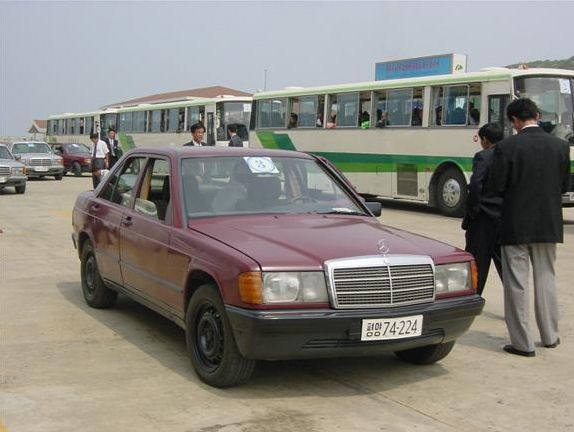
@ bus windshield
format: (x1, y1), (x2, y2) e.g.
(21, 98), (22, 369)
(515, 76), (574, 142)
(217, 102), (251, 141)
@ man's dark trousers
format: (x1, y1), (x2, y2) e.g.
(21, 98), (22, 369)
(465, 214), (502, 295)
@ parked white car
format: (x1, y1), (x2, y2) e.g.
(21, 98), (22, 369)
(9, 141), (64, 180)
(0, 144), (27, 194)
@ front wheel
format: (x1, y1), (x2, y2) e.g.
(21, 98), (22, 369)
(80, 240), (117, 308)
(186, 285), (255, 387)
(395, 341), (455, 365)
(436, 168), (466, 217)
(54, 173), (63, 181)
(15, 184), (26, 194)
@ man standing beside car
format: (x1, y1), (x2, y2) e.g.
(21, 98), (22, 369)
(103, 128), (122, 168)
(490, 98), (570, 357)
(90, 132), (109, 189)
(462, 122), (504, 296)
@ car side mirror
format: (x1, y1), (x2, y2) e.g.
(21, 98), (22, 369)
(365, 201), (382, 217)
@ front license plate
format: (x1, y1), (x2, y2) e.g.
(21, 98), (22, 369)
(35, 167), (48, 172)
(0, 176), (6, 183)
(361, 315), (423, 341)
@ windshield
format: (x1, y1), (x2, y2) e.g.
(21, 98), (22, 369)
(216, 102), (251, 141)
(515, 76), (574, 142)
(0, 146), (13, 160)
(63, 143), (91, 154)
(181, 155), (365, 218)
(11, 142), (52, 154)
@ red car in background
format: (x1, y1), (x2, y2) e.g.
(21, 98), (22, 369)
(52, 143), (92, 176)
(72, 147), (484, 387)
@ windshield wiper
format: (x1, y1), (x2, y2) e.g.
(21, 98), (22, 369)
(317, 209), (366, 216)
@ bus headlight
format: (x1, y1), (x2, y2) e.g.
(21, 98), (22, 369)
(435, 262), (473, 297)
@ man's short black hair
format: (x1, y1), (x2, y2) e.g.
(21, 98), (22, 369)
(507, 98), (539, 122)
(478, 122), (504, 144)
(228, 124), (237, 133)
(89, 133), (99, 139)
(108, 127), (116, 133)
(190, 122), (206, 133)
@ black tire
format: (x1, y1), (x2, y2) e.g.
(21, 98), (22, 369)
(72, 162), (82, 177)
(15, 184), (26, 194)
(436, 168), (466, 217)
(80, 240), (117, 308)
(54, 173), (63, 181)
(395, 341), (455, 365)
(186, 285), (256, 387)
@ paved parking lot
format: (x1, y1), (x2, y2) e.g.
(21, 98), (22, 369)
(1, 176), (573, 432)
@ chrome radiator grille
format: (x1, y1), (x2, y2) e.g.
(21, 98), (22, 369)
(0, 167), (10, 175)
(326, 256), (435, 309)
(30, 159), (51, 166)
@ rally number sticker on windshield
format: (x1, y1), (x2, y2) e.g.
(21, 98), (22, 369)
(244, 157), (279, 174)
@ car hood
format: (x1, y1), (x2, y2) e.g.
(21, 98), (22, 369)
(190, 214), (468, 270)
(0, 159), (25, 168)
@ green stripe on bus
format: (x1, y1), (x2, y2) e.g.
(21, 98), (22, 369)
(256, 131), (473, 172)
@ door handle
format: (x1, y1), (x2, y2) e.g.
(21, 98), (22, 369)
(122, 216), (133, 226)
(90, 204), (100, 212)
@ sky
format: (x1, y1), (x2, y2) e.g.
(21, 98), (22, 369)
(1, 0), (573, 136)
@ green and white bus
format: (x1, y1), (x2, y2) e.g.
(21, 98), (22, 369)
(47, 95), (252, 150)
(249, 68), (574, 216)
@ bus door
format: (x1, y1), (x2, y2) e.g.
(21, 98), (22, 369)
(488, 95), (512, 138)
(206, 112), (216, 146)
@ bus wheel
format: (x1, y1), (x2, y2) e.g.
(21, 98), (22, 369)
(436, 168), (466, 217)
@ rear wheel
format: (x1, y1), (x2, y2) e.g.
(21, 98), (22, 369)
(15, 184), (26, 194)
(72, 162), (82, 177)
(186, 285), (255, 387)
(436, 168), (466, 217)
(80, 240), (117, 308)
(395, 341), (455, 365)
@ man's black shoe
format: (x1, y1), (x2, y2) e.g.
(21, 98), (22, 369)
(503, 345), (535, 357)
(544, 338), (560, 348)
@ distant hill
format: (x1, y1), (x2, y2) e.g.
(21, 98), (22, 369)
(506, 56), (574, 70)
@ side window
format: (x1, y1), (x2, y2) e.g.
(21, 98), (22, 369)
(374, 91), (387, 128)
(100, 157), (146, 207)
(386, 89), (413, 126)
(336, 93), (359, 128)
(443, 85), (469, 125)
(468, 83), (481, 125)
(135, 158), (171, 223)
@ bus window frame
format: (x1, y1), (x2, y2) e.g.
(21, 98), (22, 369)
(332, 92), (360, 129)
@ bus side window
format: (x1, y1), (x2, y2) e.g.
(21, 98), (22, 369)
(374, 91), (387, 128)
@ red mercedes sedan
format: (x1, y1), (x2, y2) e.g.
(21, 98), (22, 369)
(72, 147), (484, 387)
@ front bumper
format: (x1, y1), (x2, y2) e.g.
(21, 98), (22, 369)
(226, 295), (484, 360)
(26, 166), (64, 177)
(0, 175), (27, 187)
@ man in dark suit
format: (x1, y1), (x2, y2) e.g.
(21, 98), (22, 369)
(227, 124), (243, 147)
(103, 128), (122, 168)
(490, 98), (570, 357)
(462, 123), (504, 296)
(183, 123), (207, 146)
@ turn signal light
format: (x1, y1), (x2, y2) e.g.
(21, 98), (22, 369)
(239, 272), (263, 304)
(470, 260), (478, 291)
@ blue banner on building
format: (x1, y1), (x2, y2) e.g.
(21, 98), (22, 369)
(375, 54), (467, 81)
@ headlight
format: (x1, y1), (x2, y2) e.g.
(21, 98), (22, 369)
(239, 271), (329, 304)
(435, 262), (475, 297)
(85, 158), (92, 164)
(56, 158), (64, 166)
(11, 167), (25, 175)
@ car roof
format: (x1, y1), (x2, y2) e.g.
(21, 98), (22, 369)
(125, 146), (315, 160)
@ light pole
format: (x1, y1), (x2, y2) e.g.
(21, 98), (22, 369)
(264, 69), (268, 91)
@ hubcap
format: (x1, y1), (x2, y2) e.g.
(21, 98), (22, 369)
(441, 178), (461, 208)
(85, 255), (96, 294)
(196, 305), (224, 371)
